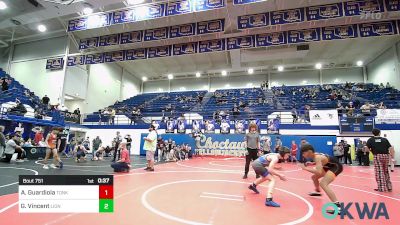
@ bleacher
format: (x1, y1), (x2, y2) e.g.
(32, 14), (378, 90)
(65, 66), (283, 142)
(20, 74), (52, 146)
(0, 68), (62, 126)
(201, 88), (272, 119)
(272, 83), (400, 110)
(81, 82), (400, 125)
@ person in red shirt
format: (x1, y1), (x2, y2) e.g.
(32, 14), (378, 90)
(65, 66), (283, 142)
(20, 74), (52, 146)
(111, 142), (131, 173)
(34, 128), (43, 145)
(291, 140), (298, 163)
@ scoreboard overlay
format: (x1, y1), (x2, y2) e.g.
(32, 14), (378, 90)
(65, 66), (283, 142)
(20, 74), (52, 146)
(19, 175), (113, 213)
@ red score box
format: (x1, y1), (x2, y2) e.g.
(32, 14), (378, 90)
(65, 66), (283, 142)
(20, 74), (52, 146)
(99, 185), (114, 199)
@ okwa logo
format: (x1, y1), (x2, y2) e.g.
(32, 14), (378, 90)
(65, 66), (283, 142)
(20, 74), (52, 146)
(322, 202), (389, 220)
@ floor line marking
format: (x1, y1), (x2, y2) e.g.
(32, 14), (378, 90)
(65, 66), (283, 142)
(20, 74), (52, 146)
(199, 195), (244, 202)
(201, 192), (244, 198)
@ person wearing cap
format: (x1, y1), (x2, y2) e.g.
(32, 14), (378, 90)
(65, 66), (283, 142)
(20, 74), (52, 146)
(143, 125), (157, 171)
(366, 129), (392, 192)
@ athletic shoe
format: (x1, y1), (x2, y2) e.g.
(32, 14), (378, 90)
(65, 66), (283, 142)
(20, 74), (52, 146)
(50, 164), (57, 169)
(144, 167), (150, 171)
(326, 208), (341, 214)
(43, 165), (49, 169)
(309, 192), (322, 196)
(16, 159), (24, 163)
(59, 161), (63, 169)
(248, 184), (260, 194)
(256, 175), (260, 179)
(391, 170), (394, 172)
(148, 168), (155, 172)
(242, 174), (248, 179)
(265, 200), (280, 207)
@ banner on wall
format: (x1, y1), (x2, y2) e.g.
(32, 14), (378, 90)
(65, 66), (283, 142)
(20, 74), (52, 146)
(167, 0), (192, 16)
(104, 51), (124, 62)
(199, 39), (225, 53)
(359, 21), (398, 37)
(270, 8), (305, 25)
(144, 27), (169, 41)
(99, 34), (120, 47)
(148, 46), (172, 58)
(267, 118), (280, 134)
(125, 48), (147, 61)
(322, 25), (358, 40)
(197, 19), (225, 34)
(120, 31), (143, 44)
(67, 56), (85, 66)
(385, 0), (400, 11)
(306, 3), (343, 21)
(238, 13), (269, 30)
(204, 119), (215, 133)
(192, 120), (202, 133)
(288, 28), (321, 43)
(309, 109), (339, 126)
(173, 42), (198, 55)
(344, 0), (384, 16)
(235, 120), (245, 134)
(220, 119), (230, 134)
(375, 109), (400, 124)
(79, 37), (99, 50)
(166, 120), (175, 133)
(256, 32), (287, 47)
(46, 58), (64, 70)
(170, 23), (196, 38)
(227, 36), (255, 50)
(177, 119), (186, 133)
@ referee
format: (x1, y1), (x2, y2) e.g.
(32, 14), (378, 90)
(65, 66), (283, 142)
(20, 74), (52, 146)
(366, 129), (392, 192)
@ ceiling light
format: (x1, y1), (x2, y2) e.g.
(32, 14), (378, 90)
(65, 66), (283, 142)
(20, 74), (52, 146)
(168, 74), (174, 80)
(195, 72), (201, 78)
(277, 66), (284, 72)
(83, 7), (93, 15)
(142, 77), (148, 82)
(221, 70), (227, 76)
(248, 68), (254, 74)
(302, 80), (308, 84)
(0, 1), (7, 10)
(225, 84), (230, 87)
(64, 96), (74, 100)
(315, 63), (322, 69)
(127, 0), (145, 5)
(356, 60), (363, 67)
(37, 24), (47, 32)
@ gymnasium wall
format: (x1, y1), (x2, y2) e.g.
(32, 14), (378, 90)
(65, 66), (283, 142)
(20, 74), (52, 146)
(142, 68), (364, 93)
(0, 47), (9, 71)
(10, 59), (65, 102)
(367, 41), (400, 89)
(121, 69), (141, 100)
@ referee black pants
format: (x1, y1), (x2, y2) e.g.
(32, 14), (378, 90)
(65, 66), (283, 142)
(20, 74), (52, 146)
(244, 148), (258, 176)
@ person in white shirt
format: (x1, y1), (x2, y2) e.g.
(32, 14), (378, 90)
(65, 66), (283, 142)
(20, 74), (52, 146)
(143, 125), (157, 171)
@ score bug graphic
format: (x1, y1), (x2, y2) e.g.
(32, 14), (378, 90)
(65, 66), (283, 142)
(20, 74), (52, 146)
(19, 175), (114, 213)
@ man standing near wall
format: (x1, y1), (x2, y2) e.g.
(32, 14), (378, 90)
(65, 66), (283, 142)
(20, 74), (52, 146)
(367, 129), (392, 192)
(143, 125), (157, 172)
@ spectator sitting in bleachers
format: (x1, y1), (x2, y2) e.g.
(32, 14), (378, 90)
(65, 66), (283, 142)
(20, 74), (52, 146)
(42, 95), (50, 105)
(379, 83), (385, 89)
(8, 99), (27, 116)
(386, 82), (391, 89)
(377, 102), (386, 109)
(1, 77), (9, 92)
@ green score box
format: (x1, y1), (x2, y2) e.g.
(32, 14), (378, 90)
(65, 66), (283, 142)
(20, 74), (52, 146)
(99, 199), (114, 213)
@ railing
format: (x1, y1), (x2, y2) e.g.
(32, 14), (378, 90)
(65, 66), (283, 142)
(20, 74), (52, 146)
(82, 109), (380, 126)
